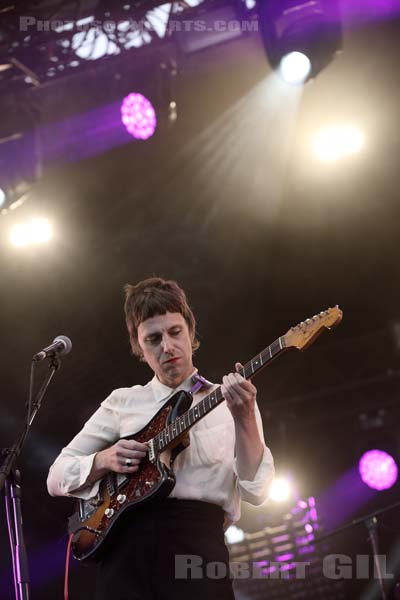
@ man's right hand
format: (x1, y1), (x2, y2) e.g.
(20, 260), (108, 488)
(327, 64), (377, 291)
(88, 439), (149, 482)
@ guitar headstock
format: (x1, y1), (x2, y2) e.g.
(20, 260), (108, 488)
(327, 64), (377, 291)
(283, 306), (343, 351)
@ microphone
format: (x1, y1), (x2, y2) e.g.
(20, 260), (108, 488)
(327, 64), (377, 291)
(32, 335), (72, 362)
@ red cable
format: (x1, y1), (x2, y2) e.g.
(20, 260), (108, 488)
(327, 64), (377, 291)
(64, 533), (74, 600)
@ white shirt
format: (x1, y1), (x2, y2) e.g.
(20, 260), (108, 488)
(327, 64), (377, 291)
(47, 371), (274, 524)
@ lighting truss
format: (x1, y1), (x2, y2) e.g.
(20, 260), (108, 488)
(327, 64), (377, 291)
(0, 0), (253, 94)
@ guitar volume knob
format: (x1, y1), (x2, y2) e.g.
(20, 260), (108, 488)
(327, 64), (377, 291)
(117, 494), (127, 504)
(104, 508), (114, 519)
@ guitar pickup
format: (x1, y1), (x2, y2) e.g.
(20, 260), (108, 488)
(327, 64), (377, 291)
(148, 439), (156, 463)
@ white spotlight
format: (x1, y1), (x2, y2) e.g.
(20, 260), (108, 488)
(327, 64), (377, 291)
(279, 52), (311, 85)
(9, 218), (53, 248)
(269, 477), (291, 502)
(0, 187), (6, 208)
(10, 223), (29, 247)
(30, 218), (53, 243)
(225, 525), (245, 544)
(313, 126), (364, 161)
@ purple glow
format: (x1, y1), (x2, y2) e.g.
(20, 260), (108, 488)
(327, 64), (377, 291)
(295, 533), (314, 546)
(271, 534), (290, 543)
(255, 560), (267, 567)
(298, 545), (315, 555)
(318, 466), (377, 530)
(305, 524), (313, 533)
(295, 535), (309, 545)
(340, 0), (400, 24)
(276, 553), (295, 562)
(310, 508), (318, 522)
(359, 449), (398, 490)
(120, 93), (156, 140)
(264, 565), (277, 574)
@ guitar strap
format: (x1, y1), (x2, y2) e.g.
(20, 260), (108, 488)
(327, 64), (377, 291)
(190, 373), (213, 394)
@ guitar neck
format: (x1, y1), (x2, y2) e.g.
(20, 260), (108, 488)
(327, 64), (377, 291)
(155, 336), (287, 452)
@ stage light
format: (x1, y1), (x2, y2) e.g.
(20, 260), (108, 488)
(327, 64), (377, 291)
(312, 125), (364, 161)
(121, 93), (157, 140)
(9, 218), (53, 248)
(279, 52), (311, 85)
(359, 449), (398, 491)
(225, 525), (245, 544)
(270, 477), (291, 502)
(258, 0), (342, 83)
(0, 187), (6, 208)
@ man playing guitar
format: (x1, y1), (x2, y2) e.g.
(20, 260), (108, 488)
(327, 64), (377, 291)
(47, 277), (274, 600)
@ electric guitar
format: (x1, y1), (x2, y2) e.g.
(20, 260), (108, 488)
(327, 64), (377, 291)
(68, 306), (343, 561)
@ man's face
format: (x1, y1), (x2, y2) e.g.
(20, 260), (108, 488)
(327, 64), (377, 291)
(137, 312), (194, 388)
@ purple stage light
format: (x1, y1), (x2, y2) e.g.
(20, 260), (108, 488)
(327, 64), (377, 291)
(120, 93), (157, 140)
(359, 449), (398, 490)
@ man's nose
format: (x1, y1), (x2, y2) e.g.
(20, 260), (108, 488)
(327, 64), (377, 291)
(162, 335), (174, 354)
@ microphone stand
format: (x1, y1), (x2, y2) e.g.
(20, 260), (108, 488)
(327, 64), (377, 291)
(313, 500), (400, 600)
(0, 356), (61, 600)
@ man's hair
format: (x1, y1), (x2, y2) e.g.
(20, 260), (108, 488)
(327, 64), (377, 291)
(124, 277), (200, 358)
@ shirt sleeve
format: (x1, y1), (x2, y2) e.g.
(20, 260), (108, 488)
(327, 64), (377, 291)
(232, 403), (275, 505)
(46, 394), (120, 499)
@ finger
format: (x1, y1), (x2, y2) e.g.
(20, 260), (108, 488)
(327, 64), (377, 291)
(236, 378), (256, 393)
(116, 464), (139, 474)
(223, 381), (242, 404)
(235, 362), (243, 372)
(226, 372), (248, 391)
(226, 373), (242, 387)
(221, 382), (233, 401)
(121, 450), (147, 459)
(228, 372), (256, 393)
(120, 440), (149, 452)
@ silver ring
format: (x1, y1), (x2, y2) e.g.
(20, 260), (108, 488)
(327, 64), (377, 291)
(125, 458), (132, 467)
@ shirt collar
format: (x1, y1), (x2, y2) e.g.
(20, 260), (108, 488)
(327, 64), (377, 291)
(150, 369), (199, 403)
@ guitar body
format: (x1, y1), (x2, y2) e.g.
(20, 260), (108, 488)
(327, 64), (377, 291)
(69, 390), (193, 562)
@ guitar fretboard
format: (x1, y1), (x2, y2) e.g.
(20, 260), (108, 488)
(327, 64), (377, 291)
(154, 336), (286, 452)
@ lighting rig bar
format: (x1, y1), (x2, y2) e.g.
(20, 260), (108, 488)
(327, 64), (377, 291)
(0, 0), (254, 94)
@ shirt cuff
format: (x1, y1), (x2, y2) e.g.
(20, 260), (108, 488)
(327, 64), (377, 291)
(234, 445), (275, 505)
(47, 452), (100, 499)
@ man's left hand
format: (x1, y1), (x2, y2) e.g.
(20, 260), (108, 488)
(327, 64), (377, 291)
(221, 362), (257, 423)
